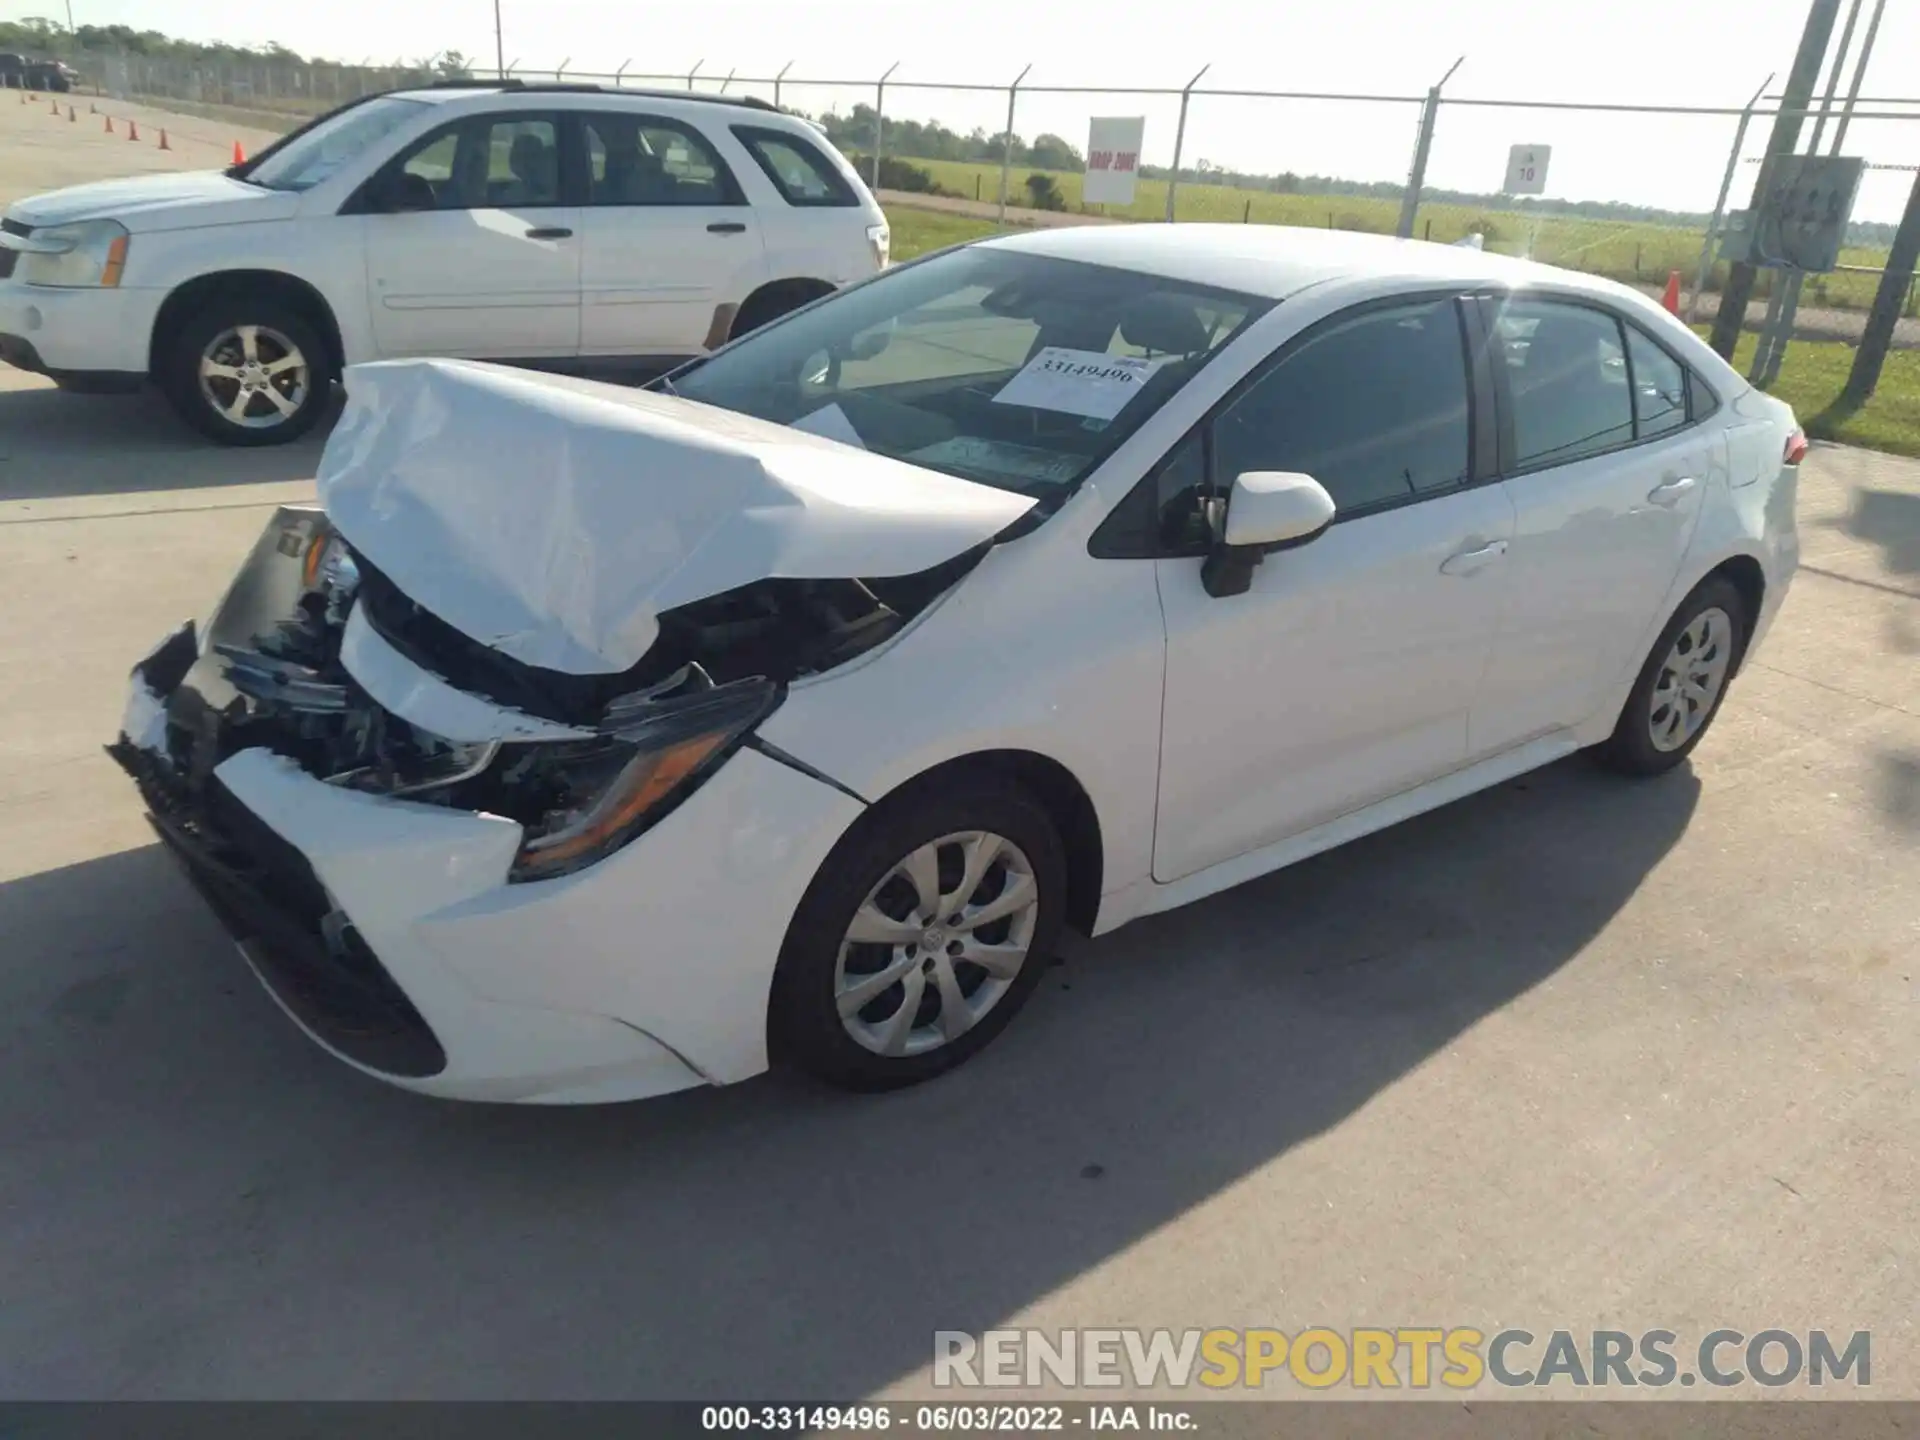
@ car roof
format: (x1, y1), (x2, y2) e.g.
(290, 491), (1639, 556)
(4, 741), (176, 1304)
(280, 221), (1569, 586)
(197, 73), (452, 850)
(386, 82), (781, 114)
(978, 222), (1609, 302)
(977, 222), (1751, 400)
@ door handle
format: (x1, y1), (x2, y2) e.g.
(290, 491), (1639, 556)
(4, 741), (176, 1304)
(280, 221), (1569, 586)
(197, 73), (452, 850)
(1439, 538), (1509, 577)
(524, 226), (573, 240)
(707, 221), (748, 234)
(1647, 476), (1698, 506)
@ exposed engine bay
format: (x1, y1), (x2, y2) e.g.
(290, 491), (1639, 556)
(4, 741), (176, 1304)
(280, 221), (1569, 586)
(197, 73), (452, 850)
(124, 506), (982, 881)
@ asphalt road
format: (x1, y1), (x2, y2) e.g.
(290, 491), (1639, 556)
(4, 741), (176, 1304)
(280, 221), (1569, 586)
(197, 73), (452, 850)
(1, 100), (1918, 1406)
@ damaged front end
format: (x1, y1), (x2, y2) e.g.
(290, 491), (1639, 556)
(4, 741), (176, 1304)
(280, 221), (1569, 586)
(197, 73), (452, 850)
(113, 502), (981, 1078)
(115, 503), (981, 893)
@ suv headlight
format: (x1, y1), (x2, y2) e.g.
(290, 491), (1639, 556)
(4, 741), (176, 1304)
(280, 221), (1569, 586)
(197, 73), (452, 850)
(19, 219), (130, 288)
(508, 677), (782, 883)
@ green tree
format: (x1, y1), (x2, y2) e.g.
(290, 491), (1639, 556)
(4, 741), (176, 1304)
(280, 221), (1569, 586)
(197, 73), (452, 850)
(1027, 132), (1082, 172)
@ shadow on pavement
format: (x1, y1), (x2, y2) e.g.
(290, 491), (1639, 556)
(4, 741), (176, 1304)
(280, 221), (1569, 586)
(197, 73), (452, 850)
(0, 382), (330, 500)
(1836, 486), (1920, 579)
(0, 755), (1699, 1398)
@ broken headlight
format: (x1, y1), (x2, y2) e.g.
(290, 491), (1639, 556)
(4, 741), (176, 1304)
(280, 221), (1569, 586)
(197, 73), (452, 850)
(507, 677), (781, 883)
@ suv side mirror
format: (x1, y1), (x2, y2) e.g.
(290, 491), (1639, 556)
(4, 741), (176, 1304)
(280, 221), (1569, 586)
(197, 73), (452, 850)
(1200, 471), (1336, 598)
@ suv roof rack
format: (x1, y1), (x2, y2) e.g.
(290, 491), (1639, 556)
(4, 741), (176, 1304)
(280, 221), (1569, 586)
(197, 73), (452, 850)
(422, 76), (777, 110)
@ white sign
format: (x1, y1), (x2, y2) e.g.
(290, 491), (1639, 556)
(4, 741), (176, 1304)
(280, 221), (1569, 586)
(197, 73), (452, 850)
(790, 403), (866, 449)
(1084, 117), (1147, 206)
(1503, 144), (1551, 196)
(992, 347), (1168, 421)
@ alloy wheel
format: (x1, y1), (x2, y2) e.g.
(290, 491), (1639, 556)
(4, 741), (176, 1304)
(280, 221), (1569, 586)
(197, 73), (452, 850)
(198, 324), (309, 431)
(833, 830), (1040, 1058)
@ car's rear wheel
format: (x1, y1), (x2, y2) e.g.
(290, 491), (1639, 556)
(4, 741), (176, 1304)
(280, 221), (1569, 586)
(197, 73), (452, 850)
(1597, 576), (1748, 776)
(164, 298), (334, 447)
(769, 778), (1066, 1091)
(729, 280), (834, 342)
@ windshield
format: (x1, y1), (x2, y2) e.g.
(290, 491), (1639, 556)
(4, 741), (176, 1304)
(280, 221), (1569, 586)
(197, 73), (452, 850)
(247, 96), (431, 192)
(670, 247), (1271, 497)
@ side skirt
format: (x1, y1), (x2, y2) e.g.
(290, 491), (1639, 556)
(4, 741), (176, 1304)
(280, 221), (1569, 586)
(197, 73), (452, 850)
(1101, 732), (1583, 932)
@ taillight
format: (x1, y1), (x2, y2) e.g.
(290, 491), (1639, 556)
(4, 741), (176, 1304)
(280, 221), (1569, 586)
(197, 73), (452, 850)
(1784, 428), (1809, 466)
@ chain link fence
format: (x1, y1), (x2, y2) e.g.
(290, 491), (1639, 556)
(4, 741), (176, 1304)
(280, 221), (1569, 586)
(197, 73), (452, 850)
(56, 52), (1920, 409)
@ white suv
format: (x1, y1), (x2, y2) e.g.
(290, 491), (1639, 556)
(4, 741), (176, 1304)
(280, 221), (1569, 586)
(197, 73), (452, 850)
(0, 80), (890, 444)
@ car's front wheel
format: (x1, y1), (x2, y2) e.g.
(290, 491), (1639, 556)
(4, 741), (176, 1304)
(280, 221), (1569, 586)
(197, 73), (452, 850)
(769, 777), (1067, 1091)
(163, 298), (334, 447)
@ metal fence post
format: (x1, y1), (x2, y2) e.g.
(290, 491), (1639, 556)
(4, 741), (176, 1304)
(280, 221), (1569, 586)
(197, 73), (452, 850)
(556, 57), (570, 82)
(1687, 74), (1773, 323)
(872, 62), (900, 191)
(615, 59), (631, 88)
(1396, 55), (1463, 239)
(720, 69), (736, 94)
(687, 59), (703, 91)
(773, 60), (792, 111)
(1164, 65), (1211, 223)
(997, 64), (1032, 227)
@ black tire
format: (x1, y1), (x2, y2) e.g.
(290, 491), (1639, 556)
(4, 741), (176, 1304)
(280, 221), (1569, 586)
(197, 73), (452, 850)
(163, 296), (335, 447)
(768, 776), (1067, 1092)
(729, 282), (831, 342)
(1596, 576), (1749, 777)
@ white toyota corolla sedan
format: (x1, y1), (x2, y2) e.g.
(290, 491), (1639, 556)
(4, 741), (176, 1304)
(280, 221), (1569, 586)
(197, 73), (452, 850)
(112, 224), (1803, 1104)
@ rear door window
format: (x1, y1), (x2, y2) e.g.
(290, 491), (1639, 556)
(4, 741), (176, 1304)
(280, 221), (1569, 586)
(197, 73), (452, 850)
(1486, 299), (1635, 469)
(1625, 324), (1689, 439)
(583, 114), (745, 206)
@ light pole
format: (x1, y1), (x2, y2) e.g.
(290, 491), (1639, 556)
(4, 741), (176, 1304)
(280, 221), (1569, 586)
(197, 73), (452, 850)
(493, 0), (504, 79)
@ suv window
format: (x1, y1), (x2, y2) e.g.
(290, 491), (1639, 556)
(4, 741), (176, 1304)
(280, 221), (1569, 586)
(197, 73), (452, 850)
(1625, 324), (1688, 439)
(1487, 298), (1634, 468)
(1212, 299), (1472, 516)
(732, 125), (857, 206)
(387, 114), (563, 209)
(584, 114), (743, 206)
(249, 95), (429, 193)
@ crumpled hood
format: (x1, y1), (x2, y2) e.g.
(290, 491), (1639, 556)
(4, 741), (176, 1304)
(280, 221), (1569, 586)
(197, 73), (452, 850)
(7, 170), (295, 231)
(318, 360), (1037, 676)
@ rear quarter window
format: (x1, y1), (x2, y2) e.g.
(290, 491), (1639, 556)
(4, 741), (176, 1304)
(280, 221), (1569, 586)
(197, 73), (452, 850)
(732, 124), (859, 207)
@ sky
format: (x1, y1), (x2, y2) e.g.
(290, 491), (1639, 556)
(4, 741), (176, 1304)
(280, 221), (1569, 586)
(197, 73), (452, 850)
(8, 0), (1920, 220)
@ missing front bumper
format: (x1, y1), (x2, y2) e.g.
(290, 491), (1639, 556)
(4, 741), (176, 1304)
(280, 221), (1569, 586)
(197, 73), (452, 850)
(110, 738), (449, 1080)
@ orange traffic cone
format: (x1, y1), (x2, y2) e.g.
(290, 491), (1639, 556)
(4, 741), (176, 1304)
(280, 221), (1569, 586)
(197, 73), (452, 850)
(1661, 270), (1682, 315)
(103, 113), (113, 133)
(127, 119), (139, 141)
(231, 140), (246, 165)
(158, 128), (170, 151)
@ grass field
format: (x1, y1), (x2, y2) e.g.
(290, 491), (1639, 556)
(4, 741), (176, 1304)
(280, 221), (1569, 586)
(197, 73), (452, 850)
(903, 157), (1903, 314)
(1722, 334), (1920, 459)
(889, 207), (1010, 260)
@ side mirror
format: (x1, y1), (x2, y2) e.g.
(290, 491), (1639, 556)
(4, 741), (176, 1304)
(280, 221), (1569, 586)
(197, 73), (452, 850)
(1200, 471), (1336, 599)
